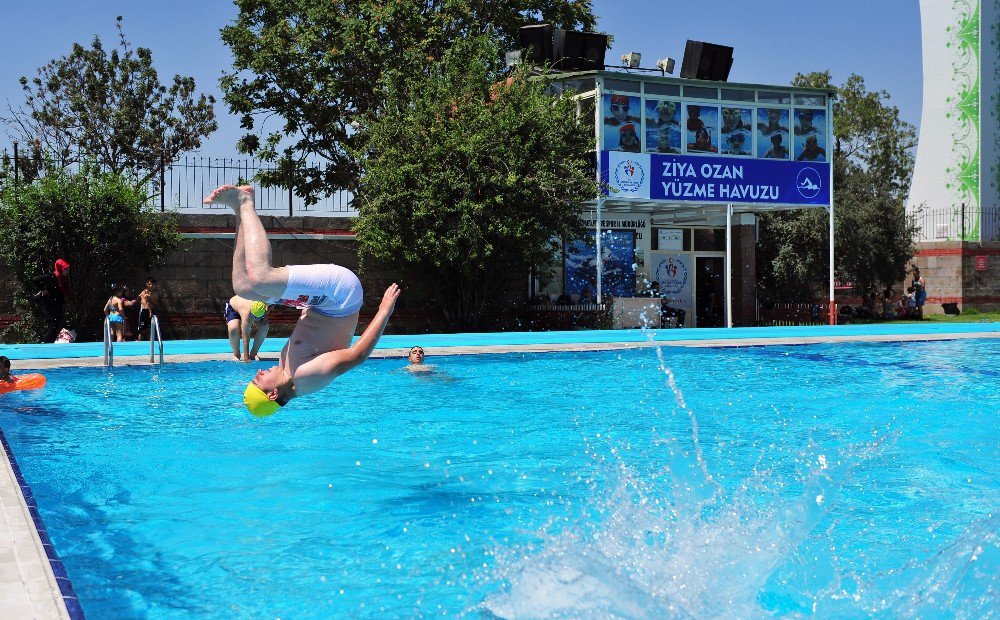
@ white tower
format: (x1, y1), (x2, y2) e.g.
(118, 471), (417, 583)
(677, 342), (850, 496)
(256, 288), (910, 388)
(909, 0), (999, 241)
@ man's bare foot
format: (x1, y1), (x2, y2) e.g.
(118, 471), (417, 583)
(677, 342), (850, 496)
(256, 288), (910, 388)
(203, 184), (255, 209)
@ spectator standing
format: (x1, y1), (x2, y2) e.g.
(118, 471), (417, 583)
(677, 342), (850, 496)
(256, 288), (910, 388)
(104, 285), (128, 342)
(32, 259), (68, 343)
(134, 278), (158, 341)
(911, 267), (926, 319)
(224, 295), (272, 362)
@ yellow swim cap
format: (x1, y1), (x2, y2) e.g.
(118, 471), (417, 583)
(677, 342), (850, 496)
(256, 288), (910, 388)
(244, 383), (280, 417)
(250, 301), (267, 318)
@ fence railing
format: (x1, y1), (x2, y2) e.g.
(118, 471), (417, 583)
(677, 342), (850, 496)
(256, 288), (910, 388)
(2, 143), (357, 217)
(912, 207), (1000, 242)
(757, 302), (830, 326)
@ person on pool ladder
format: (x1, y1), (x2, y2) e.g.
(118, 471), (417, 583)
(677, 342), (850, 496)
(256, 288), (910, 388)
(203, 184), (400, 417)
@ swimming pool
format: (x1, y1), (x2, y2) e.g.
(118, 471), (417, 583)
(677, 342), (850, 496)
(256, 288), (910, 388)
(1, 338), (997, 617)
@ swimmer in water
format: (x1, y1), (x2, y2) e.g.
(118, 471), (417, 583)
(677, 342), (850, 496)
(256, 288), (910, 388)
(405, 345), (433, 373)
(203, 184), (400, 417)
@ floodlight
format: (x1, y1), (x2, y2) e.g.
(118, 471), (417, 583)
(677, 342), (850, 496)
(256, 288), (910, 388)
(656, 57), (676, 75)
(506, 50), (523, 68)
(621, 52), (641, 69)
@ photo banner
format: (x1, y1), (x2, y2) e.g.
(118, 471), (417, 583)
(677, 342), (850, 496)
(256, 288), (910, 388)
(601, 150), (831, 206)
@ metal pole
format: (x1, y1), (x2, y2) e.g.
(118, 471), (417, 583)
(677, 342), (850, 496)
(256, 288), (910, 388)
(961, 202), (966, 241)
(726, 203), (733, 328)
(287, 155), (294, 217)
(13, 142), (18, 186)
(160, 150), (166, 213)
(594, 80), (604, 303)
(828, 101), (837, 325)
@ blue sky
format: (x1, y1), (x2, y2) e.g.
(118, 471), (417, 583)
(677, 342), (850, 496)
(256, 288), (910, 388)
(0, 1), (922, 157)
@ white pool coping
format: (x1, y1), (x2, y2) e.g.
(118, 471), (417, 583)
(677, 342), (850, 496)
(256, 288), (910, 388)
(3, 328), (1000, 616)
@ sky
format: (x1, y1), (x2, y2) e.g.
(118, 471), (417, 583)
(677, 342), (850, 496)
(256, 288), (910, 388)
(0, 1), (923, 157)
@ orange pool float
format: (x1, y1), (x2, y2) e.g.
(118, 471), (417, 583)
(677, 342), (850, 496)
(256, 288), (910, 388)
(0, 374), (47, 394)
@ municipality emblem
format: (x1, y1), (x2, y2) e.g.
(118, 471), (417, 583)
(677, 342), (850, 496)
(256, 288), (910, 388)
(614, 159), (645, 193)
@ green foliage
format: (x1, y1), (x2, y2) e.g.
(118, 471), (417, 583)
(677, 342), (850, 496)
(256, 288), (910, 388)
(0, 165), (182, 341)
(4, 17), (216, 184)
(354, 36), (596, 329)
(757, 72), (918, 305)
(220, 0), (596, 200)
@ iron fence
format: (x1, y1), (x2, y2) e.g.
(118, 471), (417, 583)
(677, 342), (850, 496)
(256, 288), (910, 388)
(1, 142), (356, 217)
(912, 206), (1000, 242)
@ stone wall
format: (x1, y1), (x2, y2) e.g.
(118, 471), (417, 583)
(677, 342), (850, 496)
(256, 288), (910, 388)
(913, 241), (1000, 313)
(0, 213), (530, 341)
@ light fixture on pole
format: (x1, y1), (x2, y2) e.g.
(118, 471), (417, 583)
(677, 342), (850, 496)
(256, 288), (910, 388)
(656, 57), (676, 75)
(620, 52), (641, 69)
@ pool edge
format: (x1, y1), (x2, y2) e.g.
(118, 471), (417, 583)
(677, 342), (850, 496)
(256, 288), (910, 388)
(0, 430), (84, 619)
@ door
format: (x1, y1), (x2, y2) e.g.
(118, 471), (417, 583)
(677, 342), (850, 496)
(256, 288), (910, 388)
(695, 256), (725, 327)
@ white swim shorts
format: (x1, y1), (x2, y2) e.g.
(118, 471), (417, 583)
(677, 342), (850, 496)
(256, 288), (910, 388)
(267, 264), (363, 318)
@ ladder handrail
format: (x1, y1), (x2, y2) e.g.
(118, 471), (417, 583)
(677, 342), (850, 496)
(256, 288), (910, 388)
(149, 315), (164, 365)
(103, 316), (113, 368)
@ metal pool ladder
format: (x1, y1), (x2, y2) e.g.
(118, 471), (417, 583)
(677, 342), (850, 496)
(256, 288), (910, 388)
(149, 315), (164, 365)
(103, 315), (164, 367)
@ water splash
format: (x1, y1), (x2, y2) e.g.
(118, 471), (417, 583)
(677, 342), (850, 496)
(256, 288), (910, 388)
(480, 344), (931, 618)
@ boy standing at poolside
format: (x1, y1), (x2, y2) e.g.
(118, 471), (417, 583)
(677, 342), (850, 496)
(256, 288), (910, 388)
(203, 184), (399, 417)
(225, 294), (272, 362)
(134, 277), (158, 341)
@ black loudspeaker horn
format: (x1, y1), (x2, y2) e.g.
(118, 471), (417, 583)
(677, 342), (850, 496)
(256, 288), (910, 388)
(518, 24), (553, 64)
(680, 40), (734, 81)
(552, 29), (608, 71)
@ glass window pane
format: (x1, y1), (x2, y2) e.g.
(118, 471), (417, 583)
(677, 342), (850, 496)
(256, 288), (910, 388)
(683, 85), (719, 99)
(794, 94), (826, 106)
(693, 228), (725, 251)
(563, 77), (596, 94)
(604, 78), (641, 93)
(645, 82), (681, 96)
(758, 91), (791, 104)
(721, 88), (754, 102)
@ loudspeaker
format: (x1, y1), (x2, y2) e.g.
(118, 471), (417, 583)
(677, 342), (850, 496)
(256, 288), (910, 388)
(680, 40), (734, 81)
(552, 29), (608, 70)
(518, 24), (553, 64)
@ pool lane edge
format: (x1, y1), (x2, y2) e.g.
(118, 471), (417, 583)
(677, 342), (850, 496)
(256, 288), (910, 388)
(0, 430), (83, 619)
(9, 329), (1000, 369)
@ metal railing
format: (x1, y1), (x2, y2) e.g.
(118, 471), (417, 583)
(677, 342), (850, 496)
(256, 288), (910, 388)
(103, 317), (114, 368)
(149, 315), (163, 365)
(913, 206), (1000, 242)
(1, 143), (357, 217)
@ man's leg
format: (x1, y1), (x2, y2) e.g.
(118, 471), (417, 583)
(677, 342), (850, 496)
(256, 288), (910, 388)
(250, 321), (269, 360)
(205, 185), (288, 300)
(227, 319), (242, 359)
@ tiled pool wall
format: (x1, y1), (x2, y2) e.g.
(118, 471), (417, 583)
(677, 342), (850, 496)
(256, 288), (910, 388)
(0, 430), (84, 619)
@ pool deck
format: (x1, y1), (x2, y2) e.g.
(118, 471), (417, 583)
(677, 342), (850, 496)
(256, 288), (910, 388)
(1, 322), (999, 617)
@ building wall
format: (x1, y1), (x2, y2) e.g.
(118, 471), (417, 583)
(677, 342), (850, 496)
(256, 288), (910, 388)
(913, 241), (1000, 312)
(0, 213), (531, 341)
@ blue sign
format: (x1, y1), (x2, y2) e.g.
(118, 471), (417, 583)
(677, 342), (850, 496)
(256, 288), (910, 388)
(601, 150), (831, 206)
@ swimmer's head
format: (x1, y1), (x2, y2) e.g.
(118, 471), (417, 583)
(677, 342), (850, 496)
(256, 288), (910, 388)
(250, 301), (267, 319)
(245, 366), (294, 416)
(408, 346), (425, 364)
(244, 383), (280, 417)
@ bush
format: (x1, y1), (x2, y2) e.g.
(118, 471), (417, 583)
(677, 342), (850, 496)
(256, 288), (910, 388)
(0, 164), (181, 341)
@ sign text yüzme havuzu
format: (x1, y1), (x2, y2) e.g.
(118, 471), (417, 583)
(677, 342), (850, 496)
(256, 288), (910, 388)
(600, 151), (831, 206)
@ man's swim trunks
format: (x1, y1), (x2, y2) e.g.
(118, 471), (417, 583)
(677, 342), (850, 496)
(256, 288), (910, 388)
(267, 264), (363, 318)
(223, 303), (240, 323)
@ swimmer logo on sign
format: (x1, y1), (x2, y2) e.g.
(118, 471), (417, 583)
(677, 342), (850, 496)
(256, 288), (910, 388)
(796, 167), (822, 199)
(614, 159), (645, 194)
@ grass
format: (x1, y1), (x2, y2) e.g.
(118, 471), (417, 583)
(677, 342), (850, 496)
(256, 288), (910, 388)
(920, 310), (1000, 323)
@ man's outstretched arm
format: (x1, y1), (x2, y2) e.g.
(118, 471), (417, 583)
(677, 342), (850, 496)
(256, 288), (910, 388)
(320, 283), (400, 376)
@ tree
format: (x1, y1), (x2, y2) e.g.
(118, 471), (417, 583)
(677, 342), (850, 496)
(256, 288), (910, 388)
(756, 72), (919, 307)
(3, 17), (216, 184)
(0, 164), (181, 342)
(220, 0), (596, 200)
(353, 36), (596, 329)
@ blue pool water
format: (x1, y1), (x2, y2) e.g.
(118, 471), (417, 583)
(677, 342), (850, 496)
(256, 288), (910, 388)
(0, 339), (997, 617)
